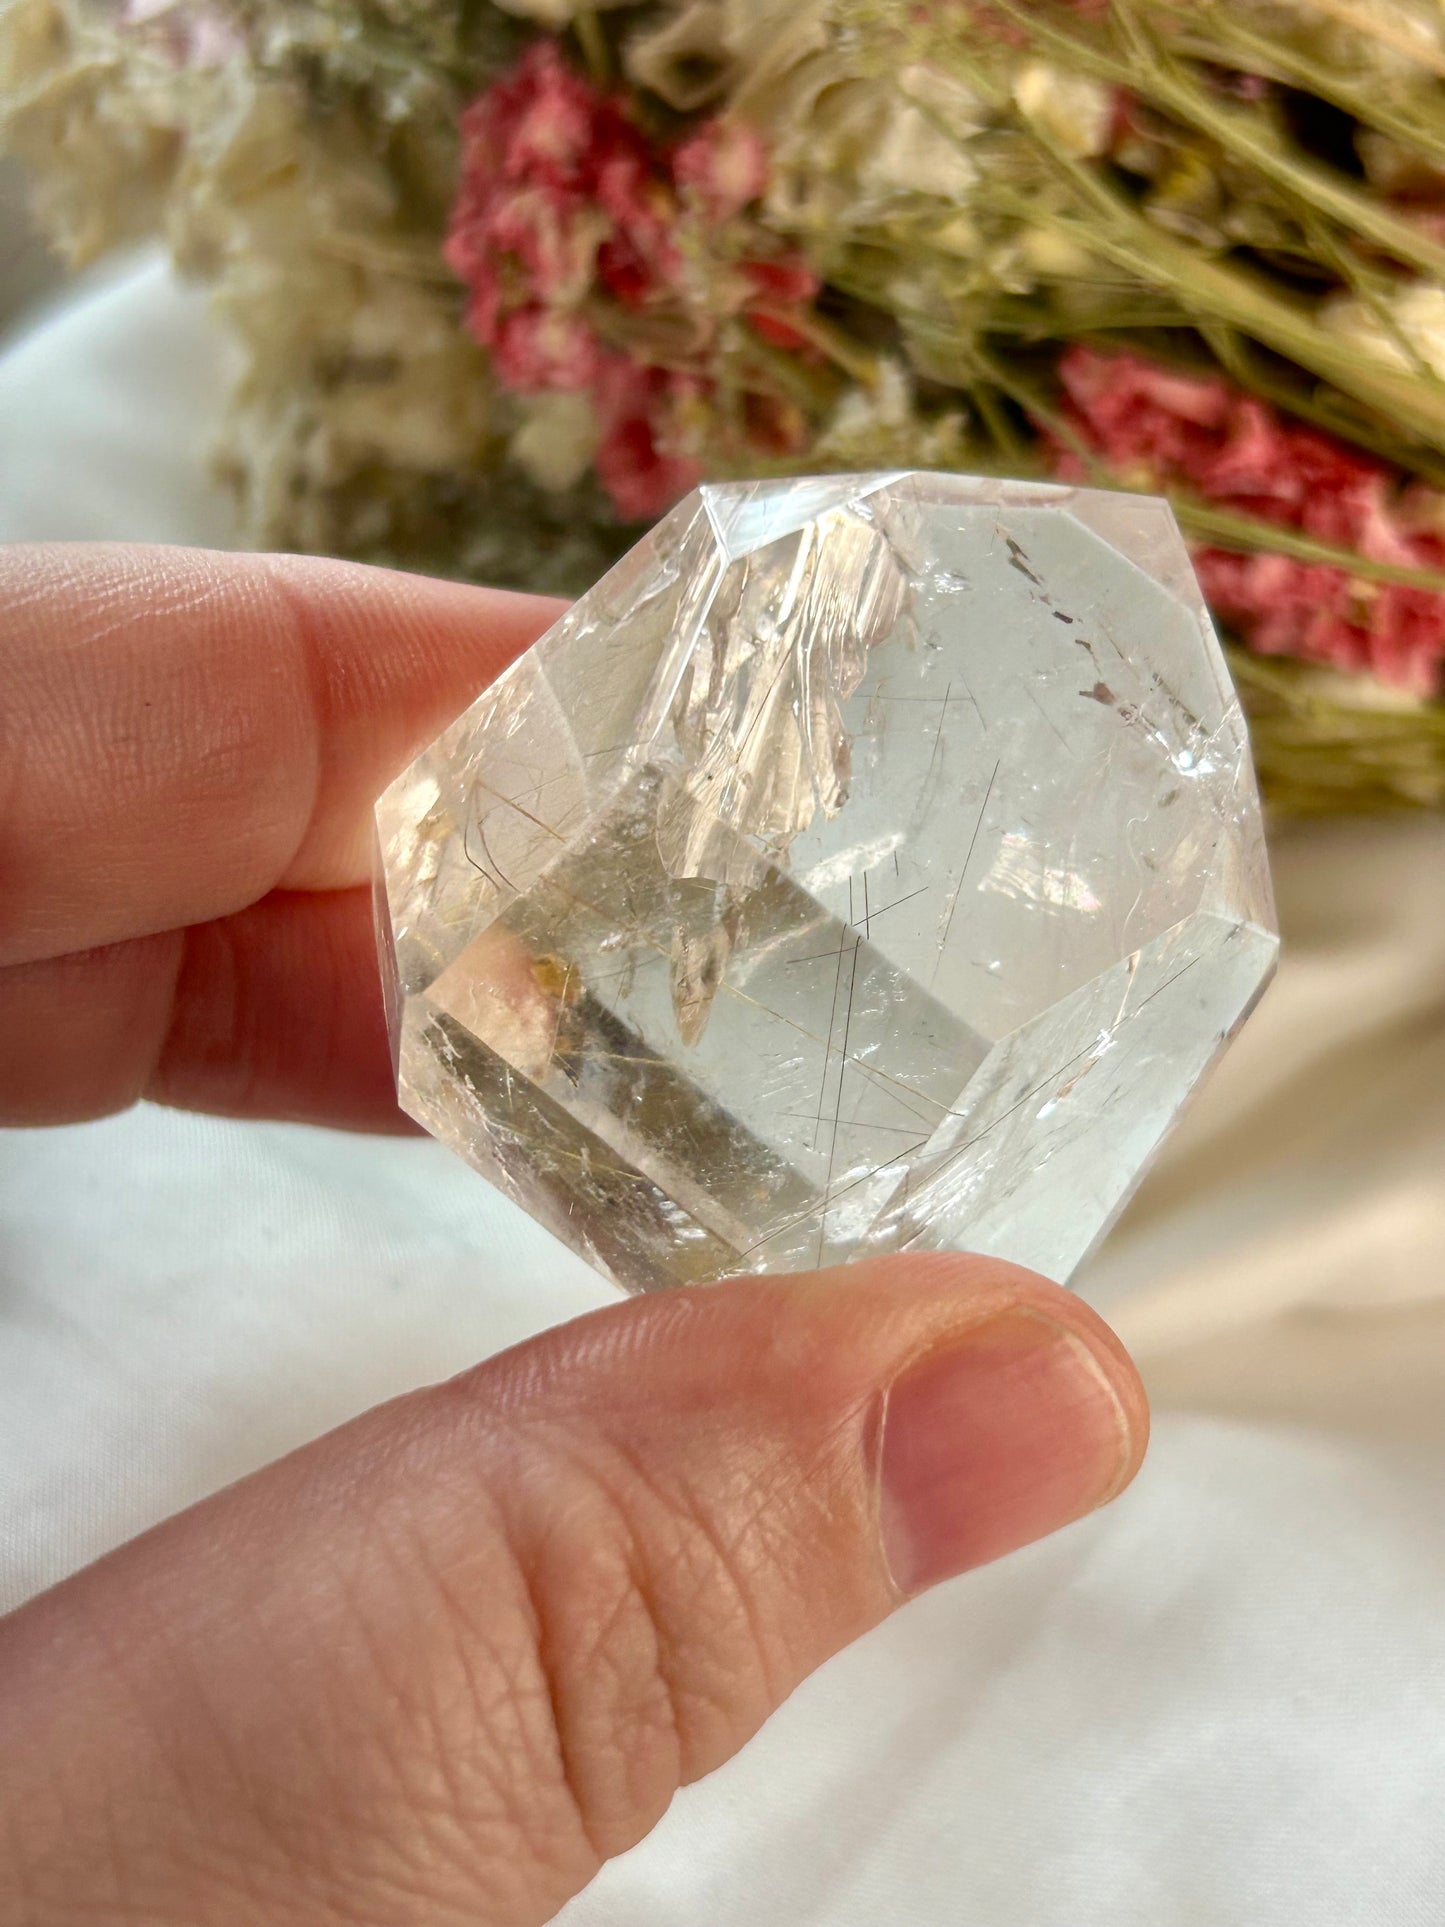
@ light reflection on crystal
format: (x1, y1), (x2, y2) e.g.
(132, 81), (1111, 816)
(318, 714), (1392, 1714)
(990, 831), (1104, 914)
(374, 473), (1278, 1294)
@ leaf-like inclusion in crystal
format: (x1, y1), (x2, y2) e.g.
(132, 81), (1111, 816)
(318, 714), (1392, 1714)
(374, 474), (1277, 1291)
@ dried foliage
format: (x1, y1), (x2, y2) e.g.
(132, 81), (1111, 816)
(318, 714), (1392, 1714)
(5, 0), (1445, 810)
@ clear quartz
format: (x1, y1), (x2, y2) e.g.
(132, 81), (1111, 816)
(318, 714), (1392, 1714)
(374, 474), (1278, 1292)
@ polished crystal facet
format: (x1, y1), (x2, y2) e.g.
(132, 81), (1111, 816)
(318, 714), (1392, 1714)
(375, 474), (1277, 1292)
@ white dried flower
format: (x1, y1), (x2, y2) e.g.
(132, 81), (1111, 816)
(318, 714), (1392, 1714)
(825, 358), (915, 438)
(0, 0), (221, 263)
(871, 66), (985, 197)
(1012, 61), (1113, 159)
(929, 211), (984, 258)
(813, 359), (971, 470)
(1321, 283), (1445, 383)
(720, 0), (983, 229)
(1261, 0), (1445, 81)
(1013, 225), (1097, 278)
(509, 392), (601, 493)
(626, 0), (732, 110)
(761, 60), (982, 232)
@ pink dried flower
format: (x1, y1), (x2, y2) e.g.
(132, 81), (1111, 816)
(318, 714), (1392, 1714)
(595, 157), (680, 304)
(446, 48), (817, 522)
(594, 362), (704, 521)
(673, 121), (769, 222)
(1055, 348), (1229, 473)
(446, 43), (674, 355)
(742, 258), (820, 308)
(596, 419), (702, 519)
(484, 186), (598, 307)
(492, 307), (603, 392)
(501, 59), (599, 184)
(1053, 345), (1445, 693)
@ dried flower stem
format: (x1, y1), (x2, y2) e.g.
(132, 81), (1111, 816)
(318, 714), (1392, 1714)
(863, 11), (1445, 453)
(1160, 3), (1445, 168)
(989, 144), (1445, 451)
(992, 0), (1445, 288)
(1195, 320), (1445, 486)
(1231, 647), (1445, 812)
(1172, 499), (1445, 593)
(1290, 0), (1445, 82)
(571, 11), (612, 88)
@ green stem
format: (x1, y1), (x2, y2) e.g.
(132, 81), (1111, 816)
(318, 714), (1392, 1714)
(970, 380), (1026, 461)
(1190, 320), (1445, 486)
(571, 12), (612, 88)
(996, 140), (1445, 454)
(1282, 0), (1445, 82)
(965, 342), (1089, 459)
(1172, 498), (1445, 593)
(1159, 2), (1445, 170)
(993, 0), (1445, 286)
(748, 304), (881, 385)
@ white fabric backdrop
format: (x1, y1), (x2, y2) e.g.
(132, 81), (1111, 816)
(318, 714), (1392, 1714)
(2, 257), (1444, 1924)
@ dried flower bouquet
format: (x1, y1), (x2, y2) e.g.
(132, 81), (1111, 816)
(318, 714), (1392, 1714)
(6, 0), (1445, 810)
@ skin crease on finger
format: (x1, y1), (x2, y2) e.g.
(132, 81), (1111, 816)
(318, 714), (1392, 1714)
(0, 545), (566, 963)
(0, 1258), (1147, 1927)
(0, 545), (1149, 1926)
(0, 545), (564, 1130)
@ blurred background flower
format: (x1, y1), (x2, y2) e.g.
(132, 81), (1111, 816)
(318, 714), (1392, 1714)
(4, 0), (1445, 808)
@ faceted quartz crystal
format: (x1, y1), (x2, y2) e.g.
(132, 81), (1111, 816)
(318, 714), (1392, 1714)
(375, 474), (1278, 1293)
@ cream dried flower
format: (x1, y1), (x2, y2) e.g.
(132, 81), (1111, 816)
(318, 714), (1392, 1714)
(752, 52), (984, 235)
(626, 0), (732, 111)
(1011, 61), (1113, 160)
(488, 0), (632, 28)
(813, 358), (971, 469)
(1321, 283), (1445, 385)
(508, 392), (601, 492)
(1273, 0), (1445, 81)
(0, 0), (221, 262)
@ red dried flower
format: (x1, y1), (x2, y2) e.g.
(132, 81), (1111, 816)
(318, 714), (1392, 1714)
(740, 256), (823, 350)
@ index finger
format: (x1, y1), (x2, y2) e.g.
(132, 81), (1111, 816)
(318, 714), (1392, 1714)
(0, 544), (562, 967)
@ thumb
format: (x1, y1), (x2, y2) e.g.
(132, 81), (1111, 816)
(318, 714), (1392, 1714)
(0, 1253), (1145, 1927)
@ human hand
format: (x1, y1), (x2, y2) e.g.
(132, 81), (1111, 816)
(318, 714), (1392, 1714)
(0, 544), (1147, 1925)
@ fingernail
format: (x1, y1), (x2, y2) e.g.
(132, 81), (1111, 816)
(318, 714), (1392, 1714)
(878, 1310), (1135, 1596)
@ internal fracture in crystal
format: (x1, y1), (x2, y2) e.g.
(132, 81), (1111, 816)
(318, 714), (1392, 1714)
(374, 474), (1278, 1292)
